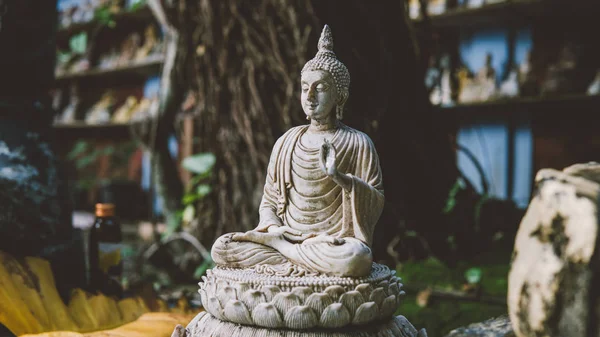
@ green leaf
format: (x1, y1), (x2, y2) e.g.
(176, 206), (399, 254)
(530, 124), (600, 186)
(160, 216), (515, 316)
(75, 151), (100, 169)
(182, 153), (216, 175)
(182, 193), (201, 205)
(67, 141), (89, 160)
(101, 145), (116, 156)
(69, 32), (87, 54)
(128, 0), (146, 12)
(465, 267), (482, 284)
(194, 258), (215, 279)
(196, 184), (212, 198)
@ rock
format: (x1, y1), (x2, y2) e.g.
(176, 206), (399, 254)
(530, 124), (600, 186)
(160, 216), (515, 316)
(508, 163), (600, 337)
(443, 316), (514, 337)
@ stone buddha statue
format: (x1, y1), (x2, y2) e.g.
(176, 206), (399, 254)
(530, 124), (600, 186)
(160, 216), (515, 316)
(211, 25), (384, 278)
(182, 24), (426, 337)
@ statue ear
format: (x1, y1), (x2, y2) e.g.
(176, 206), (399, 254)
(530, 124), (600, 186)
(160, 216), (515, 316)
(338, 91), (349, 106)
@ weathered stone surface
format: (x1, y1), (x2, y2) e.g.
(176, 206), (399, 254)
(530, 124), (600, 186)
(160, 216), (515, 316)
(185, 312), (428, 337)
(507, 163), (600, 337)
(443, 316), (514, 337)
(199, 264), (404, 329)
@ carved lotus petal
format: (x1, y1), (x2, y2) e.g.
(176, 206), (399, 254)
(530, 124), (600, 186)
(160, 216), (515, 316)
(284, 305), (318, 329)
(369, 287), (387, 307)
(217, 286), (237, 304)
(272, 292), (302, 315)
(355, 283), (374, 300)
(241, 289), (266, 312)
(377, 280), (389, 290)
(388, 282), (401, 296)
(236, 282), (251, 295)
(216, 279), (229, 290)
(352, 302), (379, 325)
(339, 290), (365, 319)
(324, 285), (346, 301)
(320, 303), (351, 328)
(199, 289), (208, 308)
(252, 303), (284, 328)
(305, 293), (333, 316)
(206, 296), (226, 320)
(291, 286), (313, 302)
(223, 300), (253, 325)
(261, 285), (282, 301)
(380, 295), (397, 318)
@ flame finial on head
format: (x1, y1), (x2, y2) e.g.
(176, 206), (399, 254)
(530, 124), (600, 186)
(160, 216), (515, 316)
(301, 24), (350, 109)
(318, 25), (334, 54)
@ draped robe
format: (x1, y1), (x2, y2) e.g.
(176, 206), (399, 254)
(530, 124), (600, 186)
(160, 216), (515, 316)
(211, 123), (385, 277)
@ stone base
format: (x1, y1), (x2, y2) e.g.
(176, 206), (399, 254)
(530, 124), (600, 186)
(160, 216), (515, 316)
(184, 312), (428, 337)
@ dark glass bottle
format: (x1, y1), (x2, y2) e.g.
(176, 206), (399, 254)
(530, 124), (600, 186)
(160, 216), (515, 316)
(89, 203), (123, 297)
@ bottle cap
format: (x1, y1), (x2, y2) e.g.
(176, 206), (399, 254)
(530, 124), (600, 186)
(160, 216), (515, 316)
(95, 203), (115, 217)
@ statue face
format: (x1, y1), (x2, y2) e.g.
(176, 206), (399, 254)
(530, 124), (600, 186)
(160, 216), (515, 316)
(301, 70), (338, 121)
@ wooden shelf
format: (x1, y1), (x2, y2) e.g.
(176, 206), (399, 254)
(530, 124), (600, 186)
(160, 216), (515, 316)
(412, 0), (600, 29)
(434, 93), (600, 116)
(53, 122), (132, 139)
(57, 6), (154, 39)
(55, 57), (164, 83)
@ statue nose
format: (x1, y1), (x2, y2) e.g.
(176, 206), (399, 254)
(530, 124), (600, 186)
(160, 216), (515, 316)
(307, 88), (317, 101)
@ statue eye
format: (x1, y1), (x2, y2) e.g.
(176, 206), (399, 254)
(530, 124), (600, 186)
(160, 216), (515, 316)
(302, 85), (309, 92)
(316, 83), (329, 92)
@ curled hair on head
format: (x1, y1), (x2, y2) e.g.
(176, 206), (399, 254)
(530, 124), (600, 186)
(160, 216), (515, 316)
(301, 24), (350, 117)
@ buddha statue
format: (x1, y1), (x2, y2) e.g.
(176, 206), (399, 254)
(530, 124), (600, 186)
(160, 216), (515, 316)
(210, 25), (384, 278)
(184, 24), (426, 337)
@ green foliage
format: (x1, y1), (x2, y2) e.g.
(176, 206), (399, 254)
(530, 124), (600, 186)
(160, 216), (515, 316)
(182, 153), (216, 176)
(397, 256), (510, 336)
(465, 267), (482, 284)
(194, 256), (214, 280)
(68, 140), (139, 190)
(127, 0), (147, 12)
(165, 153), (216, 236)
(94, 7), (116, 28)
(69, 32), (88, 54)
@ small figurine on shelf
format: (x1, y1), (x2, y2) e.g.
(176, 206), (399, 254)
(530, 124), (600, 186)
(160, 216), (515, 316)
(112, 96), (139, 123)
(587, 70), (600, 96)
(408, 0), (421, 20)
(135, 25), (161, 62)
(98, 47), (120, 70)
(540, 43), (581, 96)
(425, 55), (441, 104)
(498, 66), (520, 99)
(439, 54), (455, 106)
(427, 0), (447, 16)
(518, 49), (538, 97)
(476, 53), (497, 101)
(465, 0), (485, 8)
(57, 84), (81, 125)
(85, 91), (116, 125)
(459, 53), (497, 103)
(430, 54), (455, 106)
(117, 32), (142, 66)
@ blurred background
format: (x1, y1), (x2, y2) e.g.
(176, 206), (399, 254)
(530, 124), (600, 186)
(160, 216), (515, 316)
(1, 0), (600, 336)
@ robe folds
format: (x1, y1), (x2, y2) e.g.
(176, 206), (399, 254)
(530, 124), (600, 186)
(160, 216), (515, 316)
(211, 123), (385, 277)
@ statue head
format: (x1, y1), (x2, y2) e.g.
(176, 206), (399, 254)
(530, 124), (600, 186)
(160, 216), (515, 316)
(301, 25), (350, 121)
